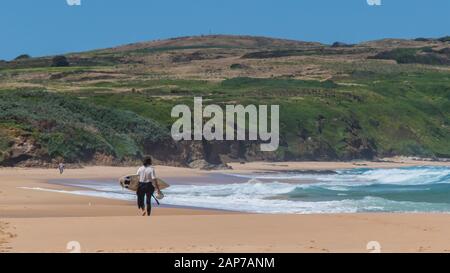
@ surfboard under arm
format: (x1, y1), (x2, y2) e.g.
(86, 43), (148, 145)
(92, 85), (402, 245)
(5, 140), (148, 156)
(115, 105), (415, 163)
(119, 175), (170, 192)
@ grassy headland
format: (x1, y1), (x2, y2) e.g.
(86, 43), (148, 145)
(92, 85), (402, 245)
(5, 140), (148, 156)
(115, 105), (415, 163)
(0, 35), (449, 166)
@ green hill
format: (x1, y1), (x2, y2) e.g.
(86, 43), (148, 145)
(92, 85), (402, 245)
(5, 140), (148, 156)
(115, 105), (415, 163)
(0, 35), (449, 166)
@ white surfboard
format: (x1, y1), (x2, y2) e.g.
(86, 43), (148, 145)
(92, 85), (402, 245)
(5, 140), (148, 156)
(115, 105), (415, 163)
(119, 174), (170, 192)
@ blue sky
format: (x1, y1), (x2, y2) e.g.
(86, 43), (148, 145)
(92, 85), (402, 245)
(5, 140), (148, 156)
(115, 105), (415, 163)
(1, 0), (449, 60)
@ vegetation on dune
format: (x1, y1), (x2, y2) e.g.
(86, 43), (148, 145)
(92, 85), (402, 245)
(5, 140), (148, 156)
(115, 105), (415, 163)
(0, 90), (168, 164)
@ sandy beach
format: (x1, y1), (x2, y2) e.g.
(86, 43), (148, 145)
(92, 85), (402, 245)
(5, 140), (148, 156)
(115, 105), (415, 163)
(1, 159), (450, 253)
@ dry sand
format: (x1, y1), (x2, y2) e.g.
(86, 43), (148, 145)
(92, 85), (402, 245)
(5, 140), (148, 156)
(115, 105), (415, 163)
(6, 214), (450, 253)
(1, 160), (450, 253)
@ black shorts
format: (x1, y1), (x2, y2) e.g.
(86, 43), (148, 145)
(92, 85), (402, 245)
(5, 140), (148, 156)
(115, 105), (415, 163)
(137, 182), (155, 209)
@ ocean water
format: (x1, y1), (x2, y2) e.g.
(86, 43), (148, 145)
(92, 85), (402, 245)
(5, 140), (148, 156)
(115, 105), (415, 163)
(22, 166), (450, 214)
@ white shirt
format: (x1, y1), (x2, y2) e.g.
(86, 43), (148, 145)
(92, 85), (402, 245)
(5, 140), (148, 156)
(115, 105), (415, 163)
(137, 166), (156, 183)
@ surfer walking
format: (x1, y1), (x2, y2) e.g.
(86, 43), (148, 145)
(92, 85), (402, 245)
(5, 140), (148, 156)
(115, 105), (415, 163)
(58, 162), (65, 175)
(136, 156), (161, 216)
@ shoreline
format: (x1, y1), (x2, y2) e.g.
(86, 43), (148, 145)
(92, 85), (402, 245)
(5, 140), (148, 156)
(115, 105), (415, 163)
(6, 156), (450, 172)
(40, 160), (450, 214)
(1, 160), (450, 252)
(223, 158), (450, 174)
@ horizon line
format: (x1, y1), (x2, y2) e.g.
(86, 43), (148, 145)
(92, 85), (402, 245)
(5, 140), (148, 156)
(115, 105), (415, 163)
(2, 33), (449, 61)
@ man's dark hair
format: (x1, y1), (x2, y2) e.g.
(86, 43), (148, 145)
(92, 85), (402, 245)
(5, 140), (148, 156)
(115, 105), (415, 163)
(143, 156), (152, 167)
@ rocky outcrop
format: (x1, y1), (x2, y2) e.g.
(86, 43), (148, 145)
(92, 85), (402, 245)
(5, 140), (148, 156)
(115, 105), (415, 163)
(188, 159), (231, 170)
(0, 129), (379, 168)
(341, 116), (377, 160)
(1, 135), (39, 166)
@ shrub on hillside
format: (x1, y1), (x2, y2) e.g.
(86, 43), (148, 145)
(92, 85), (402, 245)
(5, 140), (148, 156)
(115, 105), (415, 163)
(438, 36), (450, 42)
(14, 54), (31, 60)
(51, 55), (70, 67)
(230, 63), (248, 70)
(368, 48), (450, 65)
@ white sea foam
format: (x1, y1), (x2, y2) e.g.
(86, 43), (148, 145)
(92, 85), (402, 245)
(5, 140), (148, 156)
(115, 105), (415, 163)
(19, 186), (136, 201)
(229, 166), (450, 187)
(18, 166), (450, 214)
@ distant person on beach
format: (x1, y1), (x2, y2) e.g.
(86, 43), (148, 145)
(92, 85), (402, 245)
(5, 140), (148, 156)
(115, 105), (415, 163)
(136, 156), (161, 216)
(58, 162), (65, 175)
